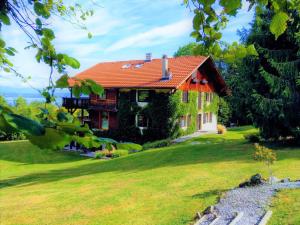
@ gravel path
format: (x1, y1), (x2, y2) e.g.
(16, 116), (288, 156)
(198, 181), (300, 225)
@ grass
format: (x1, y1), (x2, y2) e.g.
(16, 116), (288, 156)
(269, 189), (300, 225)
(0, 126), (299, 225)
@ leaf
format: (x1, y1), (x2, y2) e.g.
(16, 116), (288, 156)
(0, 38), (6, 48)
(220, 0), (242, 15)
(0, 12), (10, 25)
(88, 32), (92, 39)
(28, 128), (70, 149)
(56, 111), (72, 122)
(56, 74), (69, 88)
(270, 12), (289, 39)
(42, 28), (55, 40)
(36, 18), (42, 28)
(2, 113), (45, 136)
(85, 79), (103, 95)
(72, 85), (81, 98)
(193, 11), (204, 31)
(63, 55), (80, 69)
(34, 2), (50, 19)
(5, 48), (15, 56)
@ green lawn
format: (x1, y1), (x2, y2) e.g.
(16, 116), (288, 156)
(0, 126), (299, 225)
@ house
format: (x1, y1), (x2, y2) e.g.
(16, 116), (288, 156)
(63, 54), (228, 142)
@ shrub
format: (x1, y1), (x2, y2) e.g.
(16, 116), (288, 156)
(253, 143), (277, 180)
(143, 139), (172, 150)
(217, 124), (227, 134)
(94, 150), (106, 159)
(244, 133), (261, 143)
(112, 150), (129, 158)
(0, 131), (26, 141)
(116, 142), (143, 152)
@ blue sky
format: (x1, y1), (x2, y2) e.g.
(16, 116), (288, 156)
(0, 0), (254, 92)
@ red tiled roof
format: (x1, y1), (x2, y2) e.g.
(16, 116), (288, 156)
(70, 56), (209, 89)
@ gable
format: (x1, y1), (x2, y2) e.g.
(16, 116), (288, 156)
(178, 57), (228, 96)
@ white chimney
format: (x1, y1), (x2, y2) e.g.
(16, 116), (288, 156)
(145, 53), (152, 62)
(162, 54), (168, 79)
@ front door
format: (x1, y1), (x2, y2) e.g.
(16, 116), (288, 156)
(197, 114), (202, 130)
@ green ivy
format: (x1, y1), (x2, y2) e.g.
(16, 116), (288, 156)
(203, 93), (219, 113)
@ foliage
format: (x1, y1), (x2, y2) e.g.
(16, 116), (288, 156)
(143, 139), (172, 150)
(244, 133), (262, 143)
(0, 1), (107, 150)
(0, 131), (26, 141)
(217, 124), (227, 134)
(174, 43), (198, 57)
(254, 143), (277, 178)
(232, 9), (300, 140)
(217, 97), (231, 126)
(94, 150), (106, 159)
(112, 150), (129, 158)
(185, 0), (299, 50)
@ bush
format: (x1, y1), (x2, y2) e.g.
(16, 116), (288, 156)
(0, 131), (26, 141)
(244, 133), (261, 143)
(116, 142), (143, 152)
(143, 139), (172, 150)
(112, 150), (129, 158)
(217, 124), (227, 134)
(94, 150), (106, 159)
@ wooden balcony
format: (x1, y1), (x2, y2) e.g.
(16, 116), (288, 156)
(62, 97), (90, 109)
(63, 97), (118, 112)
(89, 102), (118, 112)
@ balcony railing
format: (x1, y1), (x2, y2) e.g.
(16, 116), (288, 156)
(63, 97), (117, 112)
(89, 102), (117, 112)
(62, 97), (90, 109)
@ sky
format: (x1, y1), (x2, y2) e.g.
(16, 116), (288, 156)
(0, 0), (254, 93)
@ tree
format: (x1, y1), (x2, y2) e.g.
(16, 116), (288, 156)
(234, 9), (300, 140)
(0, 1), (125, 150)
(174, 43), (198, 57)
(185, 0), (299, 51)
(254, 143), (277, 181)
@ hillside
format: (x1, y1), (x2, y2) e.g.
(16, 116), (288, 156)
(0, 127), (299, 225)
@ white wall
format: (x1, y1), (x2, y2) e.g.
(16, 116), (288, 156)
(201, 113), (217, 132)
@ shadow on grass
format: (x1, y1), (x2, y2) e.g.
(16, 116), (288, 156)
(0, 141), (84, 164)
(191, 189), (228, 200)
(1, 139), (299, 190)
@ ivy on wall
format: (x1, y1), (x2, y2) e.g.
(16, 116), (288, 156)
(98, 90), (220, 143)
(203, 93), (219, 114)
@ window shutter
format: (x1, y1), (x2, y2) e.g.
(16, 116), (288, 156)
(130, 90), (136, 102)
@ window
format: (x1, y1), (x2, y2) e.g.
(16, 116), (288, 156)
(101, 112), (109, 129)
(203, 113), (210, 124)
(198, 92), (202, 109)
(138, 90), (150, 102)
(187, 115), (192, 127)
(180, 116), (187, 128)
(182, 91), (189, 103)
(209, 112), (213, 123)
(205, 93), (209, 102)
(137, 114), (149, 127)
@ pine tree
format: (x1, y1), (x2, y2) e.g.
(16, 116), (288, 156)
(242, 9), (300, 140)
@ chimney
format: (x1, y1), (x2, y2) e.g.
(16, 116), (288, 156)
(145, 53), (152, 62)
(162, 54), (168, 79)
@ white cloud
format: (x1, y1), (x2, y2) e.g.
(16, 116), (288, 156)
(106, 19), (192, 52)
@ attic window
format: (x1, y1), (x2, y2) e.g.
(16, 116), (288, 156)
(134, 63), (143, 68)
(122, 64), (131, 69)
